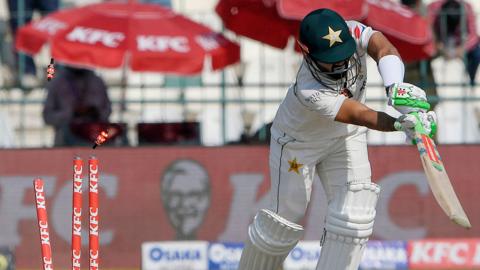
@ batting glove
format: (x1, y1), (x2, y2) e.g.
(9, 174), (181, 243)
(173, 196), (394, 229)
(388, 82), (431, 114)
(394, 111), (437, 144)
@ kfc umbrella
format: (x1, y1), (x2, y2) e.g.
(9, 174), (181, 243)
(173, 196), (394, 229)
(277, 0), (367, 21)
(276, 0), (436, 62)
(15, 1), (240, 74)
(215, 0), (299, 50)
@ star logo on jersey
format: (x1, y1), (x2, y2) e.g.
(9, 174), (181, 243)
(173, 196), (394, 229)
(323, 26), (343, 47)
(288, 158), (303, 175)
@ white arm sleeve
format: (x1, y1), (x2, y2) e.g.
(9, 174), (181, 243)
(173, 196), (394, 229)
(296, 89), (346, 119)
(378, 55), (405, 87)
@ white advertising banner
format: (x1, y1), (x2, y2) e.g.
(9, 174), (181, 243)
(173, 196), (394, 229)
(142, 241), (208, 270)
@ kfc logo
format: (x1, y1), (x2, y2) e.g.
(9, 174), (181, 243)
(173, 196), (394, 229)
(137, 35), (190, 53)
(409, 239), (480, 268)
(66, 27), (125, 48)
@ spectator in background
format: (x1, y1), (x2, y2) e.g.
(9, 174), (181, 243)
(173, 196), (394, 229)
(7, 0), (59, 88)
(401, 0), (439, 110)
(0, 0), (15, 87)
(428, 0), (480, 86)
(42, 65), (111, 146)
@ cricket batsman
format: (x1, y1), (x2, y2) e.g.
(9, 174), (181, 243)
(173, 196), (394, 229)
(237, 8), (437, 270)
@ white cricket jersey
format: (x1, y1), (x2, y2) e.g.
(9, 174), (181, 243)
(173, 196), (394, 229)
(272, 21), (377, 141)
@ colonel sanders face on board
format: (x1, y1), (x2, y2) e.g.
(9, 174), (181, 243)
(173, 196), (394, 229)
(160, 159), (211, 240)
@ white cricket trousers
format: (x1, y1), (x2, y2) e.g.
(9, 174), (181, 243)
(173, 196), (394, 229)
(267, 125), (372, 223)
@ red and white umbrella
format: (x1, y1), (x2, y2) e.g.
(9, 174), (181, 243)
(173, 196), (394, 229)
(277, 0), (367, 21)
(217, 0), (435, 62)
(276, 0), (436, 62)
(215, 0), (299, 50)
(16, 2), (240, 74)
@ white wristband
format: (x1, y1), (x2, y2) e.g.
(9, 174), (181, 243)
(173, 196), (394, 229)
(378, 55), (404, 87)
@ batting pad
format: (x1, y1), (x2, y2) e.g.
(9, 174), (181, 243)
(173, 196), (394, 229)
(316, 182), (381, 270)
(238, 209), (304, 270)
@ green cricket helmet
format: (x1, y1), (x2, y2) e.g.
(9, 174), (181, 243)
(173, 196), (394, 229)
(298, 8), (360, 91)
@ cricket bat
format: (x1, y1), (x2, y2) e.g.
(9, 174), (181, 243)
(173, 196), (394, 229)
(414, 131), (471, 229)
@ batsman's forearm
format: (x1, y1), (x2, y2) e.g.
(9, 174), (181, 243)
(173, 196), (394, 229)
(374, 111), (397, 132)
(334, 99), (398, 131)
(352, 110), (397, 132)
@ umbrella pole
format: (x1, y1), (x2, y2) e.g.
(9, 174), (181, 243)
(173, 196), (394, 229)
(120, 71), (127, 122)
(119, 54), (129, 123)
(17, 0), (26, 145)
(220, 23), (227, 145)
(221, 68), (226, 144)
